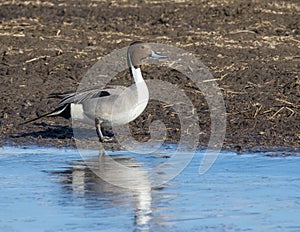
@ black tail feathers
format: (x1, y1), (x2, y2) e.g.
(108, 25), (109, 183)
(20, 104), (70, 125)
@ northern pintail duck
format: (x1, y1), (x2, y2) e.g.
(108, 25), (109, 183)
(22, 42), (167, 142)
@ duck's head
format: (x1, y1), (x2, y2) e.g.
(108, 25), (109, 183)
(127, 41), (167, 68)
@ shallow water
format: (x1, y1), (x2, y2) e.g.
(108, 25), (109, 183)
(0, 145), (300, 232)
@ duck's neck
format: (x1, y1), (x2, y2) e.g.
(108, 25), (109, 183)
(130, 66), (144, 84)
(130, 65), (149, 105)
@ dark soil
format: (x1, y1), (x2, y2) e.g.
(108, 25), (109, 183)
(0, 0), (299, 151)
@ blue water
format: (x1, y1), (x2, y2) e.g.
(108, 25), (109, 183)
(0, 145), (300, 232)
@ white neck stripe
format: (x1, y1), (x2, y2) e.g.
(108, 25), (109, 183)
(131, 67), (144, 83)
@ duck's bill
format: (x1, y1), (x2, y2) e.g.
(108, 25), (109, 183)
(151, 50), (168, 59)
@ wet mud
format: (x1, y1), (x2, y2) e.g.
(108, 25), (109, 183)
(0, 0), (299, 151)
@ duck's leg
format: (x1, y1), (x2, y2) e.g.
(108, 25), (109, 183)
(95, 118), (113, 142)
(95, 118), (105, 142)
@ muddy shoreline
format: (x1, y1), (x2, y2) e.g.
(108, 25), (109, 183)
(0, 0), (299, 152)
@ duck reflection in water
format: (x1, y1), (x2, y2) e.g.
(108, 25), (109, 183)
(57, 153), (158, 231)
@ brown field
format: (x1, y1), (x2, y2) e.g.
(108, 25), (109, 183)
(0, 0), (299, 151)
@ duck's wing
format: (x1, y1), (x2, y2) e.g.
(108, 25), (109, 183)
(49, 85), (122, 99)
(56, 85), (126, 107)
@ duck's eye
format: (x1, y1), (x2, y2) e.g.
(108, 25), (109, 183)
(141, 45), (145, 49)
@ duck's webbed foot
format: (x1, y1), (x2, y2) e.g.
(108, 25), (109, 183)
(101, 129), (114, 138)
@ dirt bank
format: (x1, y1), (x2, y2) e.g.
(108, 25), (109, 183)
(0, 0), (299, 151)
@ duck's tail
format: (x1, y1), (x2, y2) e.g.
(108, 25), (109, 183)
(20, 104), (70, 125)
